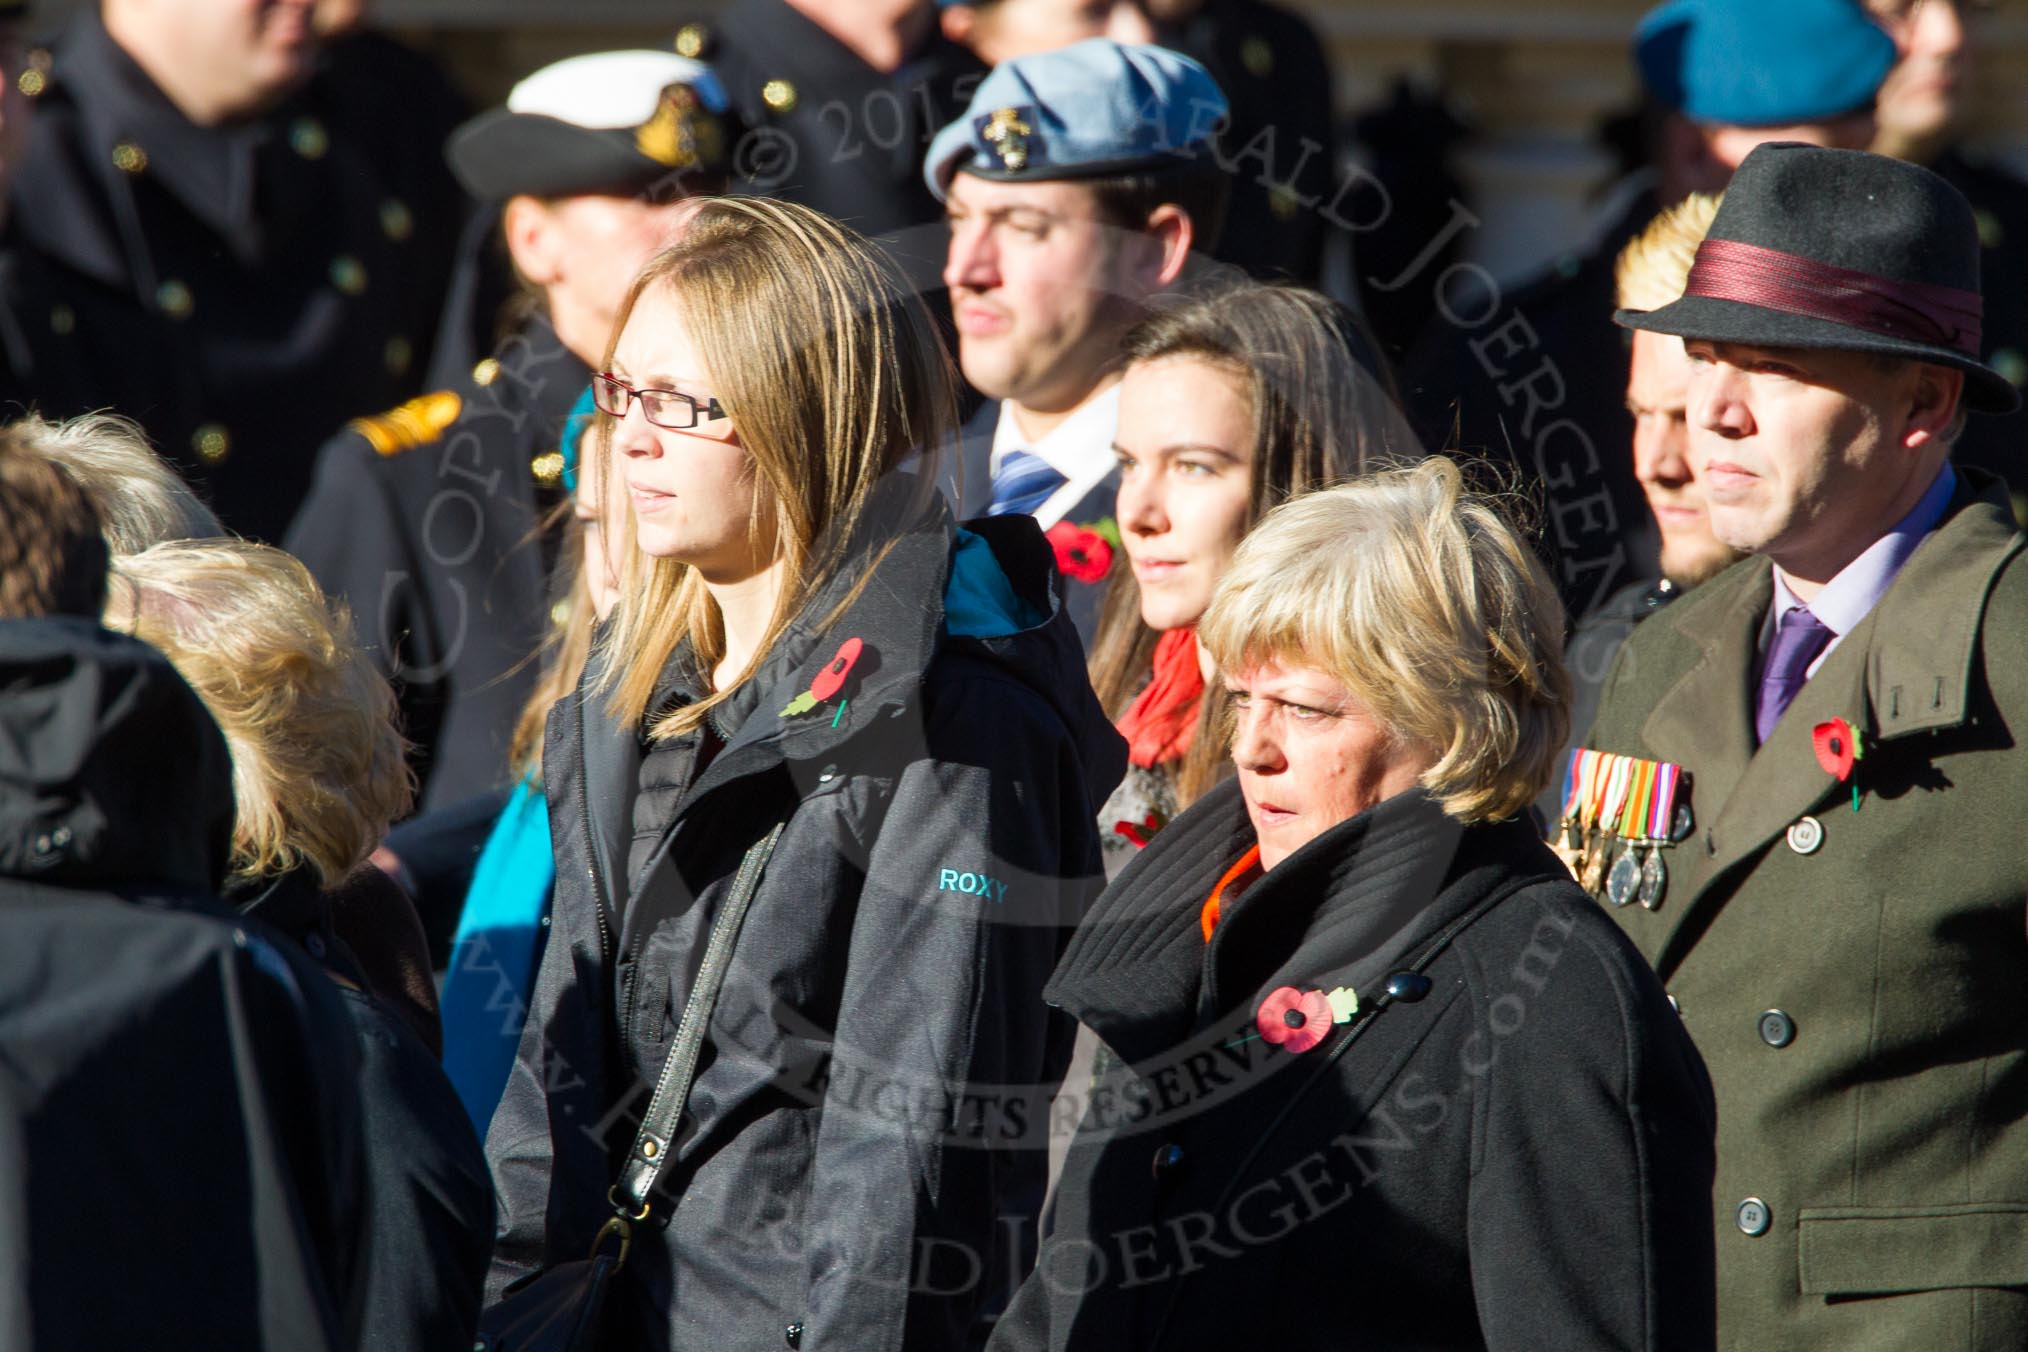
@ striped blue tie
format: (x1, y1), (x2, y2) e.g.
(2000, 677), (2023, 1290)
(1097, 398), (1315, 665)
(986, 447), (1068, 518)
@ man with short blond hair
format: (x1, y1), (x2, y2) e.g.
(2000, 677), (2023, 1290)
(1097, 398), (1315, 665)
(1540, 190), (1740, 824)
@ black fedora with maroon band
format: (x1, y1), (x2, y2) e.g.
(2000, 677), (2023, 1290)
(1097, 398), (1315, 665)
(1617, 142), (2021, 414)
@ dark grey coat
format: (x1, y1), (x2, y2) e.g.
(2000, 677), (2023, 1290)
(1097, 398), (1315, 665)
(993, 781), (1718, 1351)
(484, 499), (1127, 1350)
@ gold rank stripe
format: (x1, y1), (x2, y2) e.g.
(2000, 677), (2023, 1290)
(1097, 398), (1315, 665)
(350, 390), (462, 457)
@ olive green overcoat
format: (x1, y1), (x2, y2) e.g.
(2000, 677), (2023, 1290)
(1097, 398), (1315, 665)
(1580, 471), (2028, 1350)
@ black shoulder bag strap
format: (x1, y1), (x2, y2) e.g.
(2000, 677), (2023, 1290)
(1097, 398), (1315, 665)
(479, 821), (786, 1352)
(609, 821), (786, 1230)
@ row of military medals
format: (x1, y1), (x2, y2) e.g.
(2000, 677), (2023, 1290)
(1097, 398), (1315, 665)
(1553, 749), (1687, 910)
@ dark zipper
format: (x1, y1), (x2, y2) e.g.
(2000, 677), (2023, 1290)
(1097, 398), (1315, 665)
(573, 689), (613, 968)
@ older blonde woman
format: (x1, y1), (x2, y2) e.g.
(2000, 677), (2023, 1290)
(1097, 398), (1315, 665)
(994, 459), (1717, 1352)
(112, 539), (494, 1352)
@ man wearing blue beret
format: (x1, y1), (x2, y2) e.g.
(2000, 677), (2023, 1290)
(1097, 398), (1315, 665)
(1401, 0), (1893, 626)
(926, 38), (1230, 640)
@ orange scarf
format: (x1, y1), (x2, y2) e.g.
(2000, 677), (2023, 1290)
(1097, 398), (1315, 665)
(1116, 628), (1206, 769)
(1200, 845), (1262, 943)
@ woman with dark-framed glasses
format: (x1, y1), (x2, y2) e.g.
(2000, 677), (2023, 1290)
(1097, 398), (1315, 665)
(482, 196), (1125, 1349)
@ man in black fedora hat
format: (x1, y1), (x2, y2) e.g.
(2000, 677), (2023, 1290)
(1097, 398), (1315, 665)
(1576, 140), (2028, 1347)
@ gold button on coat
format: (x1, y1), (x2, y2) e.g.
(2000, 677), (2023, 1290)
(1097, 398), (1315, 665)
(156, 280), (193, 319)
(192, 424), (231, 464)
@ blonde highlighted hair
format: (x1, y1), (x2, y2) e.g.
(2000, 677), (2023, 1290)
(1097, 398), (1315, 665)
(597, 197), (957, 738)
(1198, 458), (1570, 823)
(3, 411), (224, 552)
(1615, 191), (1723, 313)
(110, 540), (413, 888)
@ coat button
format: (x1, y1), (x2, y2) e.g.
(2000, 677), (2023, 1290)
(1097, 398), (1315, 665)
(1786, 816), (1824, 855)
(1151, 1143), (1185, 1181)
(1737, 1197), (1771, 1236)
(1383, 971), (1432, 1002)
(329, 255), (368, 296)
(380, 198), (414, 242)
(1758, 1009), (1796, 1048)
(156, 279), (194, 319)
(192, 423), (230, 464)
(784, 1321), (803, 1347)
(289, 116), (329, 159)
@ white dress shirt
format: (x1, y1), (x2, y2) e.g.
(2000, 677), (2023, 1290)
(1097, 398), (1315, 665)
(989, 384), (1122, 529)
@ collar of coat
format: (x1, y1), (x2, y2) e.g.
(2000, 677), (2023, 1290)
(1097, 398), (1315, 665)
(1624, 466), (2023, 967)
(639, 471), (1095, 815)
(34, 3), (299, 278)
(1046, 778), (1557, 1069)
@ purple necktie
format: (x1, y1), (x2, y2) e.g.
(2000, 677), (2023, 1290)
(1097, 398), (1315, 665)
(1755, 605), (1834, 744)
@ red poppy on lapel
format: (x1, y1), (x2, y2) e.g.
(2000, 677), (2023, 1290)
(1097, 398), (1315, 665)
(1812, 717), (1861, 781)
(1045, 518), (1115, 584)
(1257, 986), (1333, 1053)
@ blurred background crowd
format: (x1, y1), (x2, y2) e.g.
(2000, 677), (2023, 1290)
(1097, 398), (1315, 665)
(6, 0), (2028, 608)
(5, 3), (2028, 1348)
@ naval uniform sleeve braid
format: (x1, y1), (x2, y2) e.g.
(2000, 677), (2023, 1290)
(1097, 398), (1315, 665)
(1465, 898), (1717, 1351)
(800, 674), (1094, 1349)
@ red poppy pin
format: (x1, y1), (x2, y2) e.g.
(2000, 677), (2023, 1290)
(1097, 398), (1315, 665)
(1255, 985), (1360, 1054)
(1044, 517), (1119, 585)
(781, 636), (864, 720)
(1811, 716), (1866, 811)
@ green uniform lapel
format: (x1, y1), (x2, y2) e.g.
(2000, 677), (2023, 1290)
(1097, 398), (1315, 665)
(1629, 482), (2022, 979)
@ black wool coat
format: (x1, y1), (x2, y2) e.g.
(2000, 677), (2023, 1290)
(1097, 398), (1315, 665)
(993, 782), (1718, 1352)
(2, 5), (466, 544)
(0, 619), (367, 1350)
(485, 498), (1127, 1350)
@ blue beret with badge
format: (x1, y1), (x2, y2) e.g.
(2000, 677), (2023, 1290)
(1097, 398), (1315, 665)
(924, 38), (1228, 200)
(1635, 0), (1896, 128)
